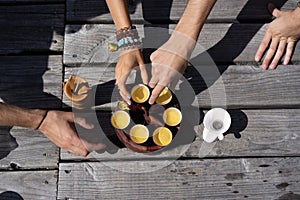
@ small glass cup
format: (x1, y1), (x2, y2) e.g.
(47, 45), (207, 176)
(111, 110), (130, 129)
(152, 127), (173, 146)
(129, 124), (149, 144)
(131, 84), (150, 103)
(63, 75), (91, 109)
(155, 87), (172, 105)
(202, 108), (231, 143)
(163, 107), (182, 126)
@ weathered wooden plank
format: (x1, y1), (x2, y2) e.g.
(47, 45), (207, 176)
(60, 108), (300, 160)
(0, 56), (61, 169)
(66, 0), (297, 23)
(0, 4), (64, 54)
(0, 170), (57, 200)
(192, 65), (300, 108)
(0, 56), (63, 109)
(63, 64), (300, 108)
(58, 158), (300, 199)
(0, 126), (59, 169)
(187, 109), (300, 158)
(63, 24), (300, 65)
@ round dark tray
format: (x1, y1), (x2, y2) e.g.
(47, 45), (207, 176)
(115, 87), (181, 153)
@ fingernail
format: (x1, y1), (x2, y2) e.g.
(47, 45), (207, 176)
(255, 56), (260, 62)
(269, 64), (275, 69)
(88, 124), (94, 129)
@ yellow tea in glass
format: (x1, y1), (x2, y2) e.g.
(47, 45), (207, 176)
(129, 124), (149, 144)
(163, 107), (182, 126)
(155, 87), (172, 105)
(131, 84), (150, 103)
(152, 127), (173, 146)
(111, 110), (130, 129)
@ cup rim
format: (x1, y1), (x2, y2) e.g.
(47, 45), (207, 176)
(163, 107), (182, 126)
(63, 75), (89, 101)
(131, 84), (150, 103)
(152, 127), (173, 146)
(111, 110), (131, 129)
(155, 87), (172, 105)
(203, 108), (231, 134)
(129, 124), (149, 144)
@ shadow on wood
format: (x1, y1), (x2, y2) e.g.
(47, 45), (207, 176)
(0, 3), (65, 161)
(0, 191), (24, 200)
(188, 0), (288, 96)
(0, 127), (18, 160)
(225, 109), (248, 139)
(276, 193), (300, 200)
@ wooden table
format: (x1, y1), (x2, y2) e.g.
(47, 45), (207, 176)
(0, 0), (300, 199)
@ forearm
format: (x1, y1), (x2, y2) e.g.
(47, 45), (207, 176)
(106, 0), (132, 30)
(160, 0), (216, 60)
(175, 0), (217, 40)
(0, 103), (46, 129)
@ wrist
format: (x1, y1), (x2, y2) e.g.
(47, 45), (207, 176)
(295, 2), (300, 15)
(35, 110), (48, 130)
(292, 5), (300, 27)
(28, 109), (47, 130)
(162, 31), (196, 60)
(116, 26), (142, 51)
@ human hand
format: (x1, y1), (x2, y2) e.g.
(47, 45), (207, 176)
(148, 48), (187, 104)
(255, 4), (300, 70)
(115, 49), (148, 104)
(148, 32), (196, 104)
(38, 111), (105, 156)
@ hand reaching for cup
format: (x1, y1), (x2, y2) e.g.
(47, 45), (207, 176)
(148, 32), (195, 104)
(115, 49), (148, 104)
(148, 49), (187, 104)
(38, 111), (106, 156)
(255, 3), (300, 70)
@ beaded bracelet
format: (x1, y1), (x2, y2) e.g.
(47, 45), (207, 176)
(116, 26), (142, 50)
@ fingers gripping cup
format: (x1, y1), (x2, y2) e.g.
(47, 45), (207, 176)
(131, 84), (150, 103)
(202, 108), (231, 143)
(156, 87), (172, 105)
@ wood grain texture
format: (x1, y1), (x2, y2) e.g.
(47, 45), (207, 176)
(187, 109), (300, 158)
(191, 65), (300, 108)
(58, 158), (300, 200)
(0, 126), (59, 169)
(0, 170), (57, 200)
(63, 24), (300, 65)
(66, 0), (298, 23)
(0, 4), (64, 54)
(62, 64), (300, 109)
(0, 56), (63, 109)
(60, 108), (300, 160)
